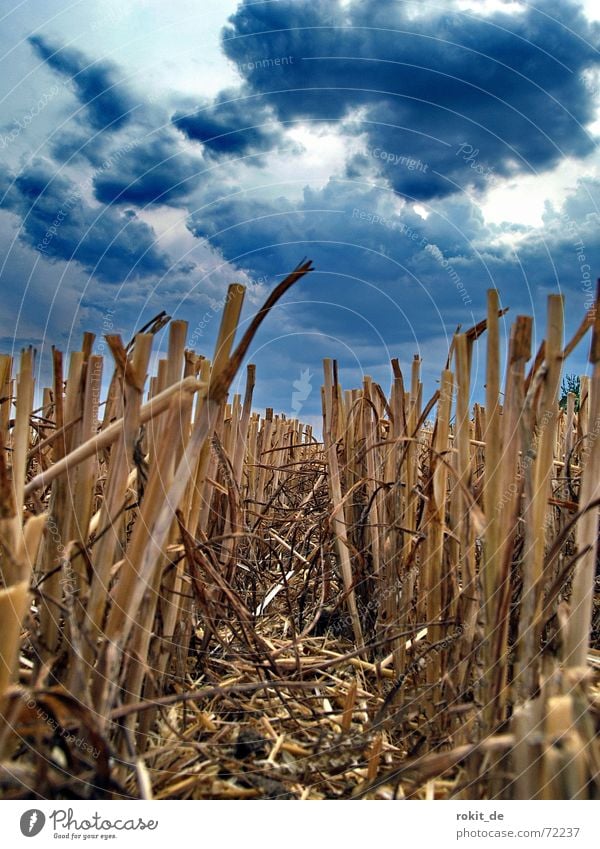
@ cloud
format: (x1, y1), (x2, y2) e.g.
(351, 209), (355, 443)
(28, 35), (134, 132)
(218, 0), (599, 200)
(187, 174), (487, 284)
(186, 175), (489, 365)
(186, 167), (600, 339)
(173, 87), (284, 158)
(0, 221), (89, 352)
(0, 159), (172, 282)
(93, 131), (205, 205)
(27, 35), (206, 207)
(175, 0), (600, 395)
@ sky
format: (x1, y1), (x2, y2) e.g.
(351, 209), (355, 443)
(1, 0), (599, 422)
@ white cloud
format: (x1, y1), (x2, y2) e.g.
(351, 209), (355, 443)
(480, 153), (600, 228)
(456, 0), (526, 15)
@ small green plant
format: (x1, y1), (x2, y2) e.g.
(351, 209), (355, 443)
(559, 373), (580, 411)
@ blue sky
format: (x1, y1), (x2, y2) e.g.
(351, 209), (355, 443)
(1, 0), (599, 422)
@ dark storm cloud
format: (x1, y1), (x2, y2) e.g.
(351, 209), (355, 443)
(186, 175), (488, 348)
(29, 35), (134, 132)
(186, 178), (409, 282)
(49, 129), (110, 166)
(218, 0), (600, 200)
(0, 159), (171, 282)
(173, 88), (284, 157)
(177, 0), (600, 382)
(28, 36), (204, 207)
(187, 176), (489, 284)
(187, 170), (600, 348)
(93, 132), (204, 205)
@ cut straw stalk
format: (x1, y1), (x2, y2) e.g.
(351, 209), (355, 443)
(185, 356), (213, 532)
(453, 333), (478, 690)
(37, 349), (68, 656)
(69, 353), (103, 599)
(0, 355), (12, 440)
(98, 286), (245, 704)
(98, 264), (312, 715)
(24, 375), (204, 498)
(490, 315), (532, 721)
(422, 367), (453, 716)
(84, 334), (153, 661)
(155, 321), (195, 678)
(383, 361), (406, 675)
(0, 512), (46, 755)
(362, 376), (381, 575)
(0, 581), (30, 755)
(541, 694), (587, 799)
(481, 290), (502, 721)
(12, 349), (35, 527)
(323, 358), (364, 649)
(516, 295), (563, 698)
(1, 349), (35, 586)
(394, 357), (422, 677)
(565, 286), (600, 666)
